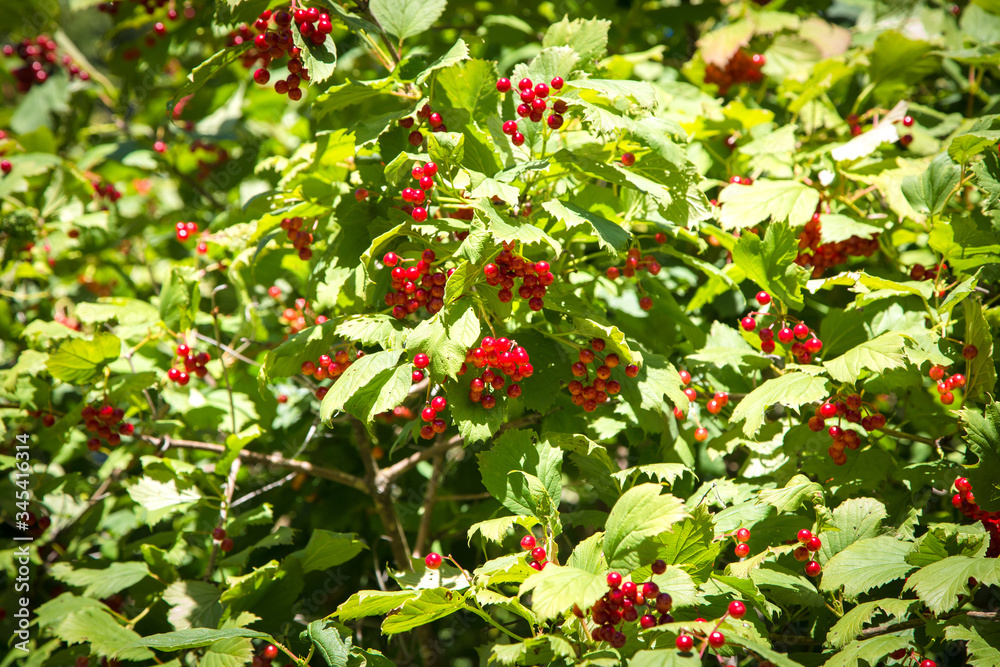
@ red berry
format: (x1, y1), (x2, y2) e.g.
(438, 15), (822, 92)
(778, 327), (794, 343)
(694, 427), (708, 442)
(639, 614), (657, 629)
(919, 661), (937, 667)
(956, 477), (972, 492)
(708, 631), (725, 648)
(607, 572), (622, 588)
(797, 529), (813, 544)
(518, 78), (533, 91)
(676, 635), (693, 651)
(425, 552), (442, 569)
(727, 600), (746, 619)
(793, 323), (809, 339)
(531, 546), (546, 562)
(804, 560), (822, 577)
(755, 291), (771, 305)
(902, 115), (914, 127)
(625, 364), (639, 378)
(408, 131), (423, 146)
(736, 528), (751, 543)
(411, 207), (428, 222)
(220, 538), (234, 552)
(520, 535), (535, 550)
(734, 543), (750, 558)
(807, 536), (822, 551)
(651, 559), (666, 574)
(547, 114), (564, 129)
(496, 77), (511, 92)
(262, 645), (278, 660)
(740, 316), (756, 331)
(963, 344), (978, 359)
(502, 120), (517, 135)
(431, 396), (447, 411)
(413, 353), (430, 368)
(550, 76), (564, 89)
(620, 152), (635, 166)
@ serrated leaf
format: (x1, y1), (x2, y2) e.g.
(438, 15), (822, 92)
(335, 315), (408, 348)
(381, 588), (464, 634)
(821, 636), (911, 667)
(823, 333), (907, 384)
(168, 46), (249, 116)
(320, 350), (404, 423)
(904, 555), (1000, 614)
(902, 153), (961, 217)
(518, 565), (606, 621)
(334, 590), (415, 622)
(961, 401), (1000, 512)
(56, 609), (153, 660)
(717, 180), (821, 230)
(475, 200), (562, 256)
(542, 17), (611, 61)
(820, 536), (915, 598)
(610, 463), (689, 487)
(825, 598), (916, 648)
(467, 515), (539, 545)
(732, 223), (809, 310)
(477, 430), (562, 518)
(964, 299), (997, 399)
(945, 623), (1000, 667)
(46, 332), (120, 384)
(603, 484), (688, 571)
(818, 497), (887, 562)
(756, 474), (824, 513)
(405, 305), (480, 379)
(290, 530), (366, 573)
(49, 562), (149, 599)
(730, 372), (830, 437)
(541, 200), (631, 254)
(304, 619), (350, 667)
(126, 477), (201, 526)
(369, 0), (447, 40)
(162, 581), (223, 631)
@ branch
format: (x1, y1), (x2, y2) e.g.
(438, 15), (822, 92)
(860, 610), (999, 639)
(141, 436), (368, 493)
(413, 453), (444, 558)
(204, 457), (241, 580)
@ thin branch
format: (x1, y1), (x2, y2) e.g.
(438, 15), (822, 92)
(231, 471), (297, 508)
(413, 453), (444, 558)
(878, 427), (939, 446)
(192, 331), (262, 367)
(204, 457), (241, 581)
(860, 610), (998, 639)
(141, 436), (368, 492)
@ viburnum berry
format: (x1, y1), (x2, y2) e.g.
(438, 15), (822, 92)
(651, 559), (667, 574)
(708, 631), (726, 648)
(963, 344), (978, 359)
(694, 427), (708, 442)
(212, 527), (226, 540)
(807, 536), (822, 551)
(520, 535), (535, 550)
(956, 477), (972, 492)
(676, 635), (694, 651)
(797, 529), (813, 543)
(425, 552), (442, 569)
(496, 77), (511, 92)
(728, 600), (746, 619)
(413, 353), (430, 369)
(804, 560), (822, 577)
(740, 316), (756, 331)
(531, 546), (546, 562)
(639, 614), (657, 629)
(220, 538), (234, 552)
(620, 152), (635, 166)
(736, 528), (751, 543)
(734, 543), (750, 558)
(262, 645), (279, 660)
(919, 661), (937, 667)
(755, 291), (771, 305)
(607, 572), (622, 587)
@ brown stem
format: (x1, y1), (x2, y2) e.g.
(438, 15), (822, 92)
(351, 417), (413, 570)
(141, 436), (368, 492)
(413, 454), (444, 557)
(860, 610), (998, 639)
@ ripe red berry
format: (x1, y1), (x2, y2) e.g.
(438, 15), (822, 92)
(807, 536), (822, 551)
(531, 546), (546, 562)
(212, 527), (226, 540)
(1, 160), (12, 174)
(620, 152), (635, 166)
(755, 291), (771, 305)
(676, 635), (693, 651)
(919, 660), (937, 667)
(408, 130), (423, 146)
(734, 543), (750, 558)
(262, 645), (278, 660)
(804, 560), (822, 577)
(736, 528), (751, 543)
(640, 296), (653, 311)
(963, 344), (978, 359)
(708, 631), (725, 648)
(740, 316), (756, 331)
(625, 364), (639, 378)
(511, 132), (525, 146)
(929, 364), (946, 379)
(797, 529), (813, 544)
(502, 120), (517, 135)
(607, 572), (622, 587)
(793, 323), (810, 339)
(547, 114), (564, 129)
(902, 115), (914, 127)
(639, 614), (657, 629)
(425, 552), (442, 569)
(941, 392), (954, 405)
(694, 427), (708, 442)
(520, 535), (535, 550)
(778, 327), (794, 343)
(727, 600), (746, 619)
(650, 559), (666, 574)
(496, 77), (511, 92)
(956, 477), (972, 492)
(220, 538), (234, 552)
(413, 353), (430, 368)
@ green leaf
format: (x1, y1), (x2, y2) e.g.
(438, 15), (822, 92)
(756, 474), (824, 513)
(259, 321), (341, 384)
(381, 588), (465, 634)
(436, 58), (499, 119)
(603, 483), (688, 571)
(820, 536), (915, 599)
(541, 199), (631, 254)
(314, 79), (394, 119)
(568, 79), (657, 109)
(475, 200), (563, 256)
(304, 619), (350, 667)
(542, 17), (611, 61)
(369, 0), (447, 41)
(448, 378), (507, 442)
(816, 214), (882, 245)
(158, 267), (200, 332)
(717, 180), (821, 230)
(904, 555), (1000, 614)
(945, 622), (1000, 667)
(416, 39), (470, 84)
(825, 598), (916, 648)
(334, 590), (416, 621)
(46, 332), (120, 384)
(477, 430), (562, 518)
(822, 636), (911, 667)
(653, 509), (721, 581)
(818, 497), (887, 562)
(405, 304), (481, 380)
(730, 372), (830, 437)
(124, 628), (269, 651)
(49, 562), (149, 599)
(823, 332), (907, 384)
(732, 223), (810, 310)
(162, 581), (223, 631)
(292, 27), (336, 84)
(55, 609), (154, 660)
(688, 322), (771, 371)
(961, 401), (1000, 512)
(610, 463), (689, 487)
(902, 153), (961, 217)
(468, 515), (539, 545)
(320, 350), (404, 423)
(168, 46), (249, 116)
(290, 530), (366, 573)
(518, 565), (607, 620)
(964, 299), (997, 399)
(335, 315), (408, 349)
(126, 477), (202, 525)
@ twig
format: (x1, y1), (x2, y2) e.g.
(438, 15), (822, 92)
(413, 453), (444, 557)
(231, 471), (297, 508)
(193, 331), (262, 367)
(878, 427), (938, 446)
(140, 436), (368, 492)
(860, 610), (998, 639)
(203, 457), (241, 581)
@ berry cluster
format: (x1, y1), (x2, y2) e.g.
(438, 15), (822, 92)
(672, 367), (730, 442)
(605, 246), (662, 311)
(739, 292), (826, 363)
(174, 221), (207, 254)
(928, 363), (966, 406)
(518, 534), (548, 570)
(795, 212), (880, 278)
(732, 527), (751, 558)
(27, 410), (58, 428)
(383, 247), (448, 319)
(276, 296), (327, 335)
(674, 599), (751, 654)
(566, 338), (637, 412)
(2, 35), (88, 93)
(91, 179), (122, 205)
(400, 103), (448, 147)
(418, 392), (449, 440)
(483, 243), (554, 311)
(81, 403), (134, 451)
(457, 337), (532, 409)
(585, 560), (674, 648)
(703, 50), (765, 95)
(398, 161), (439, 223)
(278, 216), (316, 261)
(807, 393), (887, 464)
(301, 348), (358, 399)
(496, 76), (567, 146)
(212, 526), (234, 552)
(245, 8), (320, 100)
(791, 529), (823, 576)
(953, 477), (1000, 557)
(166, 342), (211, 385)
(250, 643), (279, 667)
(909, 261), (947, 282)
